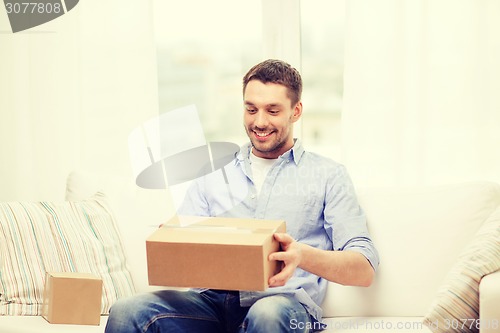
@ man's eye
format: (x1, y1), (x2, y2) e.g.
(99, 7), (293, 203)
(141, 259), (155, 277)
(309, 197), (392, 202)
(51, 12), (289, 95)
(269, 110), (279, 114)
(247, 108), (257, 113)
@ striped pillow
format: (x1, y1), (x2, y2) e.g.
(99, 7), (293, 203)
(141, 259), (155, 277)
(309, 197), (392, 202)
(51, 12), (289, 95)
(423, 206), (500, 333)
(0, 193), (135, 316)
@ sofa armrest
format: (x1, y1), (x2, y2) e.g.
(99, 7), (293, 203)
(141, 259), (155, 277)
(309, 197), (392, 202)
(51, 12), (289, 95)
(480, 270), (500, 333)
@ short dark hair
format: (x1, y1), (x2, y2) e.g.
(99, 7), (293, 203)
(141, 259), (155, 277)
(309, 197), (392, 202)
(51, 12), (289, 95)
(242, 59), (302, 106)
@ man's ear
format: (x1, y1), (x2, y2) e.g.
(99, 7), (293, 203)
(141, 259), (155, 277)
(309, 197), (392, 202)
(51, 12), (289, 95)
(291, 101), (303, 123)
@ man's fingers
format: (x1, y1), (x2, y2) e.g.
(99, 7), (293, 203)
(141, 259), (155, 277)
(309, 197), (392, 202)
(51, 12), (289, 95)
(269, 250), (288, 262)
(274, 232), (293, 244)
(268, 233), (302, 287)
(269, 265), (294, 287)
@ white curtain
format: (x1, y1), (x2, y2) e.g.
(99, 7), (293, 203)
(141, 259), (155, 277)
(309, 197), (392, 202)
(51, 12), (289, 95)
(0, 0), (159, 201)
(341, 0), (500, 187)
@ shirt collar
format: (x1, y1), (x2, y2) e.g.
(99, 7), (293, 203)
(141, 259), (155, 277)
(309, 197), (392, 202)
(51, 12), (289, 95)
(236, 138), (305, 165)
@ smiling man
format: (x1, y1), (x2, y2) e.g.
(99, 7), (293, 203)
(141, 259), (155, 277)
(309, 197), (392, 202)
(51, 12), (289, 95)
(243, 63), (302, 159)
(105, 59), (379, 333)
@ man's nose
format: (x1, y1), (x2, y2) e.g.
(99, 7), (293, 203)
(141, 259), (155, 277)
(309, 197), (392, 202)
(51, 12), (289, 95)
(254, 111), (269, 128)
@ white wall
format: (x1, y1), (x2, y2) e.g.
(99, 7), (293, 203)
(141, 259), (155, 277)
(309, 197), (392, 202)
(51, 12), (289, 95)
(342, 0), (500, 187)
(0, 0), (159, 201)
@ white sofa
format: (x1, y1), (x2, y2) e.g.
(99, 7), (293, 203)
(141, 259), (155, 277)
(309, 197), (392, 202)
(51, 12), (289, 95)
(1, 172), (499, 333)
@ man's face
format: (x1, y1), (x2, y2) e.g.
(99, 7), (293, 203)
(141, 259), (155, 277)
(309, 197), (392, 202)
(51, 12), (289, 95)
(243, 80), (302, 159)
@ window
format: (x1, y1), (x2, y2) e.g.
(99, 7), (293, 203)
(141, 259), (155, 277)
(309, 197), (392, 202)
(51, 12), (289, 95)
(152, 0), (345, 158)
(152, 0), (262, 147)
(300, 0), (346, 158)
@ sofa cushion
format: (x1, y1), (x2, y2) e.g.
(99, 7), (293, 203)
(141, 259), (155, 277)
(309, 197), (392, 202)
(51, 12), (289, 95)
(321, 181), (500, 318)
(422, 206), (500, 332)
(0, 316), (108, 333)
(0, 193), (135, 315)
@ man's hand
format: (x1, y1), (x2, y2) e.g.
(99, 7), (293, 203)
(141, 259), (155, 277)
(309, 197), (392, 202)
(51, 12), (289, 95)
(268, 233), (303, 287)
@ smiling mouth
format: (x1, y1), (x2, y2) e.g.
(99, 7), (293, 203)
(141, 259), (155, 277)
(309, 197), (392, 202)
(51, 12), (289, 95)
(255, 131), (271, 137)
(252, 130), (274, 139)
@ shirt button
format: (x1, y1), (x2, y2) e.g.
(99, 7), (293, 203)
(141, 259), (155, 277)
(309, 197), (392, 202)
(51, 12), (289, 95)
(250, 194), (256, 199)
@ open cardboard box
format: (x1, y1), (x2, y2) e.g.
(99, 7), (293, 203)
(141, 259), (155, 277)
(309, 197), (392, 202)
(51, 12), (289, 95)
(146, 216), (286, 291)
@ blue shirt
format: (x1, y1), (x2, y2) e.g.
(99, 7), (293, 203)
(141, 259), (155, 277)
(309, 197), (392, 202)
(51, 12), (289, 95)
(178, 139), (379, 321)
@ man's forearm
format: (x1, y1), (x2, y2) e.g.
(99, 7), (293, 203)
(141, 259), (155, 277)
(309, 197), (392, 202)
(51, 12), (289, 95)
(298, 243), (375, 287)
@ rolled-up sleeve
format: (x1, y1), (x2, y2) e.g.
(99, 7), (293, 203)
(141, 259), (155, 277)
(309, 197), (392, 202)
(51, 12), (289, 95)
(324, 164), (380, 271)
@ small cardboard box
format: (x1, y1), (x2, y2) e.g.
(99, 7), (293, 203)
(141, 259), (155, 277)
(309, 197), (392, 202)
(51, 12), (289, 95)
(42, 272), (102, 325)
(146, 216), (286, 291)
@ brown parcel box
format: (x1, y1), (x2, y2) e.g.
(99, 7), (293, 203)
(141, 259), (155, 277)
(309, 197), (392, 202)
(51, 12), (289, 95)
(146, 216), (286, 291)
(42, 272), (102, 325)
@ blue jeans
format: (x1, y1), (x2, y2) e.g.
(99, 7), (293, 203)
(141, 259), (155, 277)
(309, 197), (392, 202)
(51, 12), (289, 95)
(105, 289), (318, 333)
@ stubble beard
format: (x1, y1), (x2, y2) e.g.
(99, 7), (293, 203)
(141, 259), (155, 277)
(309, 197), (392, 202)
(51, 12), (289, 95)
(246, 126), (288, 157)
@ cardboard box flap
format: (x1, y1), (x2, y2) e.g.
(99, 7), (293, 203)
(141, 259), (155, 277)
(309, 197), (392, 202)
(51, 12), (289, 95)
(148, 216), (286, 245)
